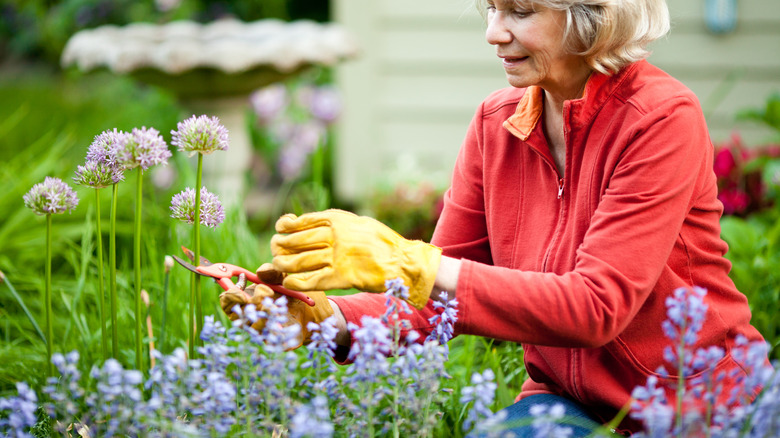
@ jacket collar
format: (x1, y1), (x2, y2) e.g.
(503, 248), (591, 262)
(502, 61), (641, 141)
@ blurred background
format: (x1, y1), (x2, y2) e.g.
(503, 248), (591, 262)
(1, 0), (780, 393)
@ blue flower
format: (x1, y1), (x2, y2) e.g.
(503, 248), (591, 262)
(0, 382), (38, 437)
(427, 291), (459, 350)
(290, 395), (334, 438)
(529, 403), (573, 438)
(460, 368), (498, 432)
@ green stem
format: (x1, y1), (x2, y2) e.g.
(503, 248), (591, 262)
(189, 271), (195, 359)
(110, 183), (119, 358)
(45, 213), (53, 377)
(194, 154), (203, 351)
(135, 168), (145, 373)
(160, 264), (170, 353)
(311, 139), (324, 189)
(95, 189), (108, 361)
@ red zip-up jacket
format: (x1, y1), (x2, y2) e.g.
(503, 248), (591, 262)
(330, 60), (764, 432)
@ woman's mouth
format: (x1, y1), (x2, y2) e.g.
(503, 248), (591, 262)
(502, 56), (528, 67)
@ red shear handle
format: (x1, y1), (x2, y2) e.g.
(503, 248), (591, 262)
(197, 263), (316, 307)
(265, 283), (316, 307)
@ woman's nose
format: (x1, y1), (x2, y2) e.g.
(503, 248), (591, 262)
(486, 12), (512, 45)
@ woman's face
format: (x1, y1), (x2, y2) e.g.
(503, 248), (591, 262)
(486, 1), (585, 95)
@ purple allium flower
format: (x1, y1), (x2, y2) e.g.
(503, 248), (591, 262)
(290, 395), (334, 438)
(171, 114), (229, 157)
(460, 368), (498, 432)
(73, 160), (125, 188)
(0, 382), (38, 436)
(298, 85), (342, 124)
(277, 121), (327, 181)
(85, 129), (129, 170)
(117, 126), (171, 170)
(530, 403), (573, 438)
(23, 176), (79, 215)
(170, 186), (225, 228)
(250, 83), (288, 123)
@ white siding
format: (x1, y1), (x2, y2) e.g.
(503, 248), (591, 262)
(333, 0), (780, 200)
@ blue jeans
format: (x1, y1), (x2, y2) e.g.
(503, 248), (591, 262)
(469, 394), (603, 437)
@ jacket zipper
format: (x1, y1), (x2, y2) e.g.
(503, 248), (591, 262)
(557, 178), (565, 199)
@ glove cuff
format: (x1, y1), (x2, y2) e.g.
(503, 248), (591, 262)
(402, 241), (442, 309)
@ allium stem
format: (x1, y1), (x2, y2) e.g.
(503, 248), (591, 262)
(95, 189), (108, 361)
(194, 153), (203, 351)
(134, 168), (145, 373)
(160, 258), (171, 353)
(110, 183), (119, 358)
(45, 213), (53, 377)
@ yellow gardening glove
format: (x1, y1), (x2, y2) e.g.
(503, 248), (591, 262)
(219, 282), (334, 349)
(270, 209), (442, 309)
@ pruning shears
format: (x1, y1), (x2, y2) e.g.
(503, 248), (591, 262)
(171, 246), (315, 307)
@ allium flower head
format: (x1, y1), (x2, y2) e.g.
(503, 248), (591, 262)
(298, 85), (342, 124)
(171, 114), (229, 157)
(250, 84), (288, 123)
(86, 128), (129, 169)
(118, 126), (171, 170)
(170, 187), (225, 228)
(73, 160), (125, 188)
(24, 177), (79, 215)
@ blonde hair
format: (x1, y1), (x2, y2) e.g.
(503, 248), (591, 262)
(481, 0), (670, 74)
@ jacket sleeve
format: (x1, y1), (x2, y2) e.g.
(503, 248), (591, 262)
(454, 96), (715, 348)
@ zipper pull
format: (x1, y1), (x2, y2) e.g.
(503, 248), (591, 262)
(557, 178), (564, 199)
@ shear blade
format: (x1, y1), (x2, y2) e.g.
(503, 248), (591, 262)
(181, 246), (213, 266)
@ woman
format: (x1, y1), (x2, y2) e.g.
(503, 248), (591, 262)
(221, 0), (767, 435)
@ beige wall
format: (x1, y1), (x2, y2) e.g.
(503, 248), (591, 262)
(332, 0), (780, 201)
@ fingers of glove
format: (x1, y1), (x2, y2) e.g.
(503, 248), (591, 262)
(219, 289), (248, 317)
(250, 283), (276, 301)
(274, 209), (357, 234)
(256, 263), (285, 285)
(271, 226), (333, 256)
(282, 267), (345, 292)
(272, 247), (333, 276)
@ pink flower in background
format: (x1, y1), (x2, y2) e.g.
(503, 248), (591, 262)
(713, 147), (737, 179)
(718, 186), (750, 215)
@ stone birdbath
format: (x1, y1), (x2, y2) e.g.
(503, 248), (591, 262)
(61, 18), (359, 206)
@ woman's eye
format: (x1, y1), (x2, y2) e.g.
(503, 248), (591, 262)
(513, 9), (531, 18)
